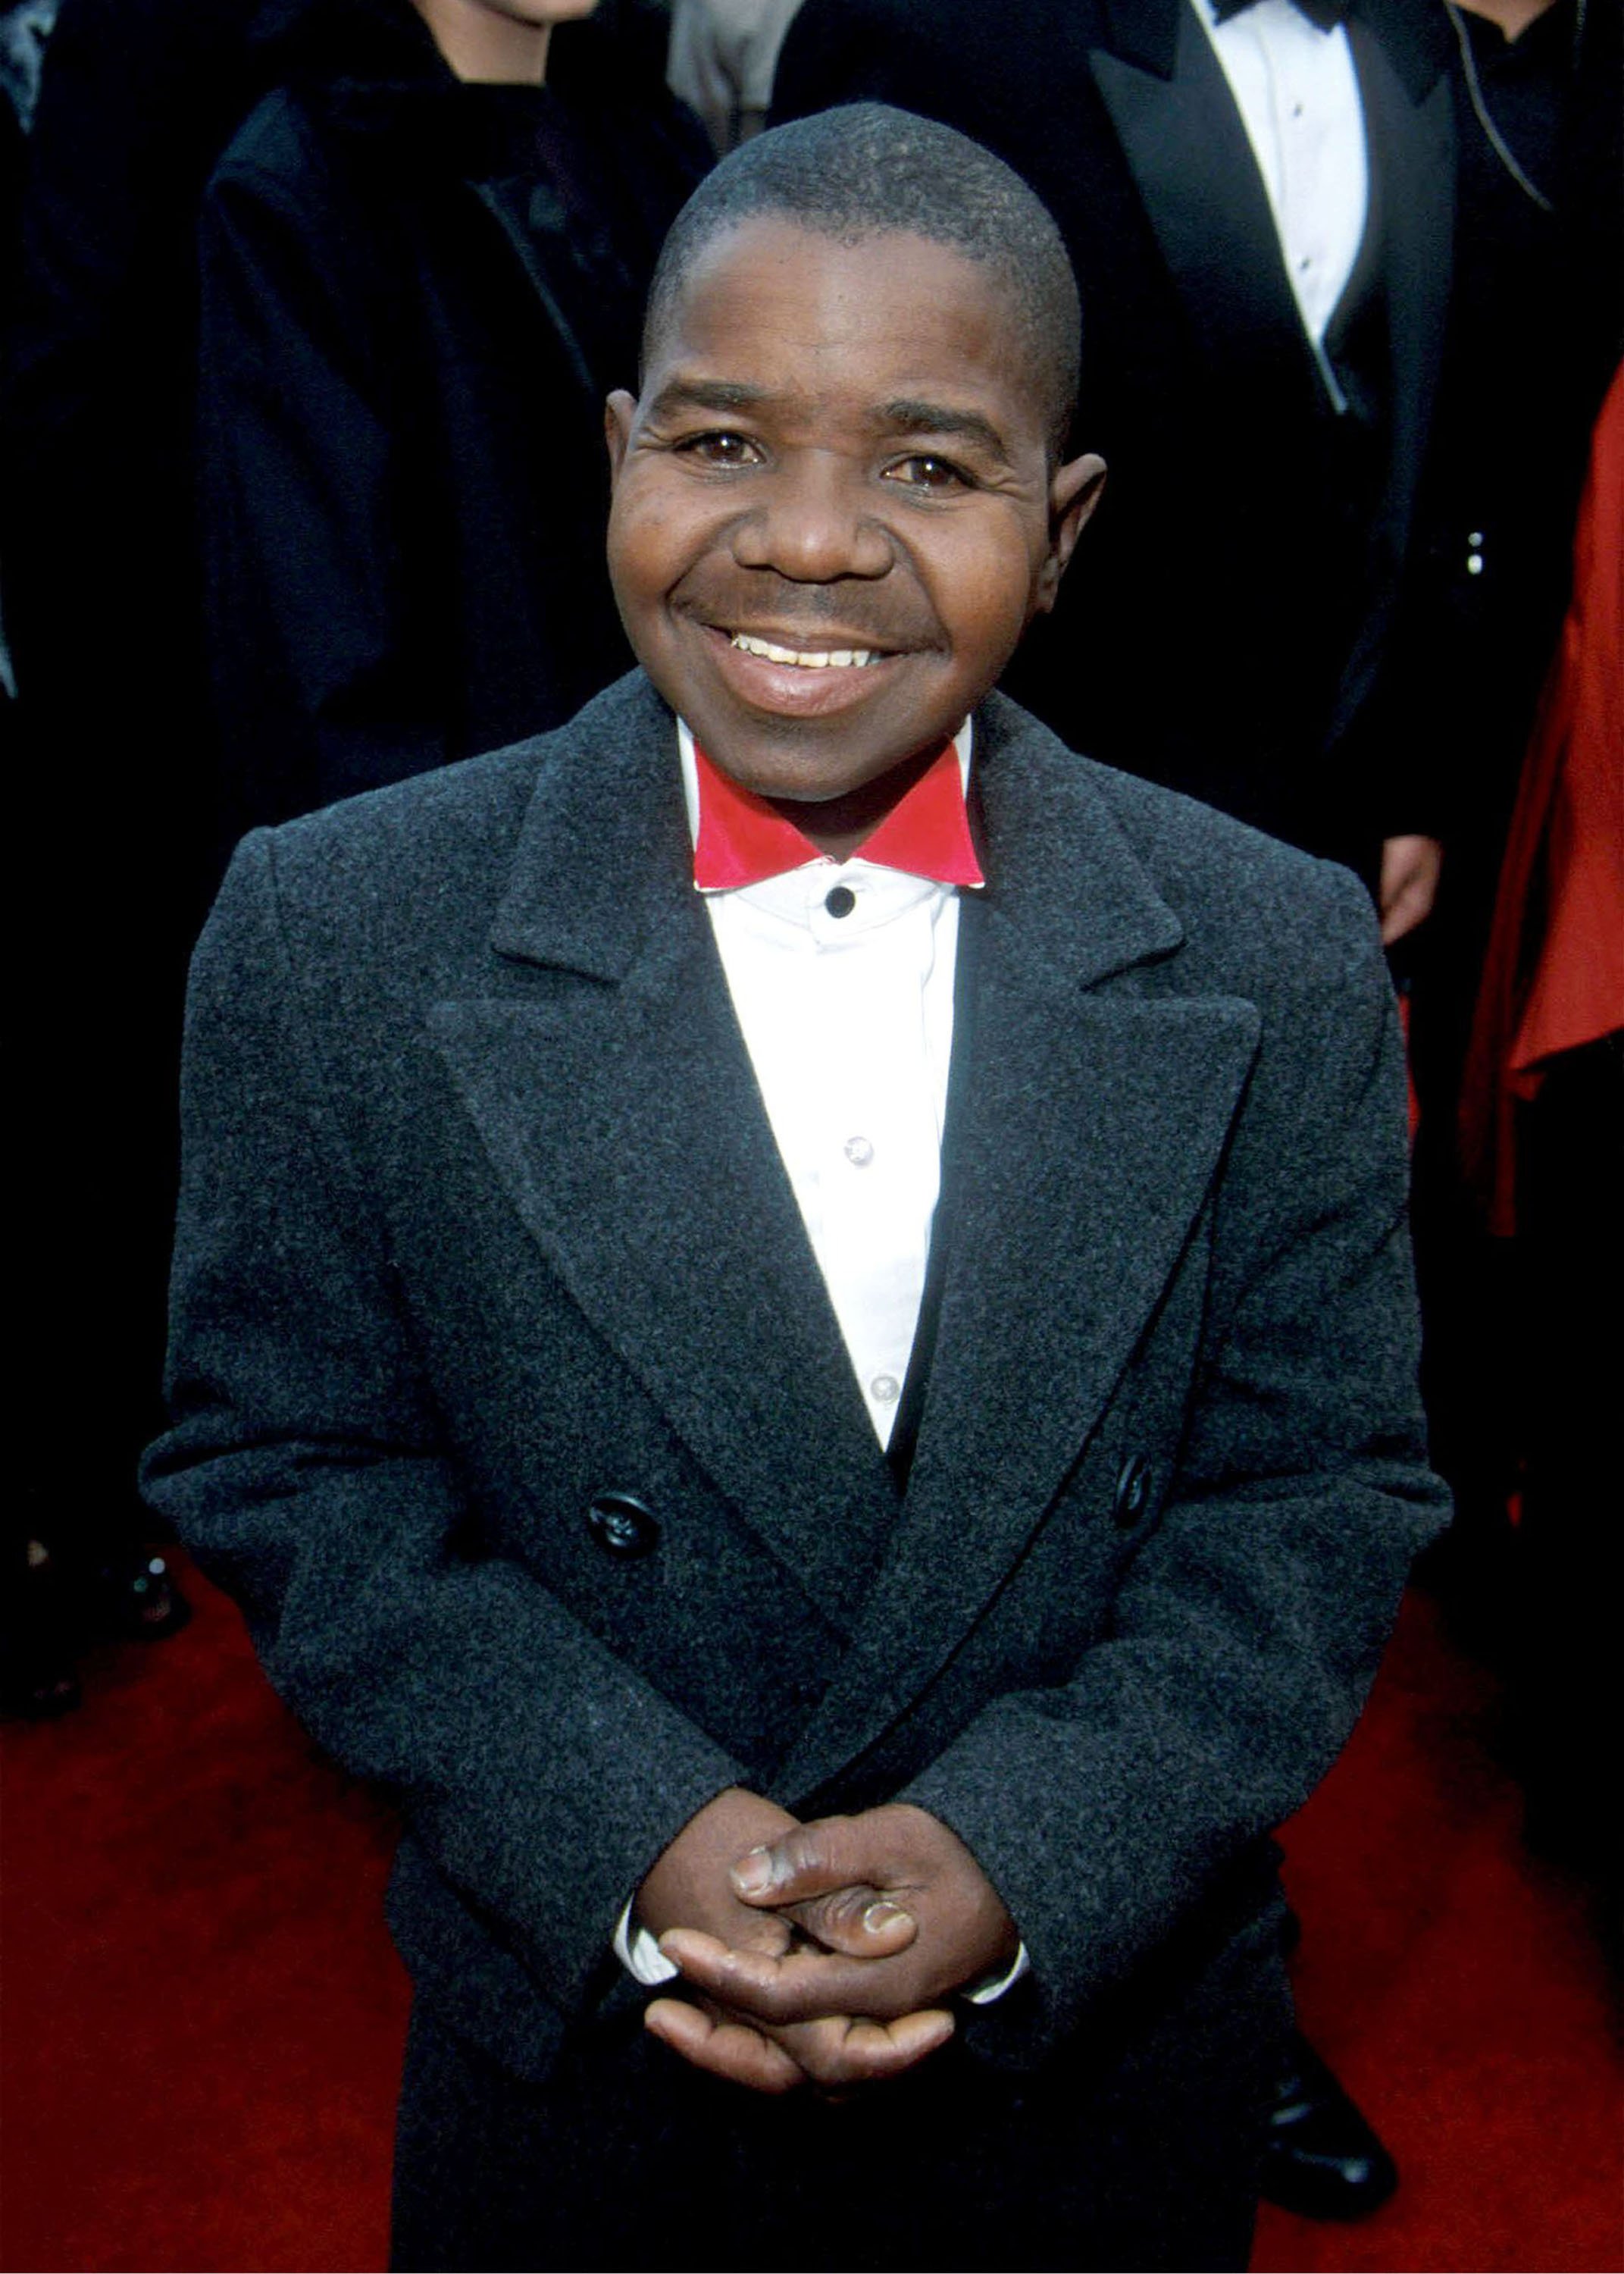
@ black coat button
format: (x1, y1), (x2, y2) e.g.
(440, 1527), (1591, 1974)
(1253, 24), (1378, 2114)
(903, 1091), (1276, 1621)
(587, 1490), (659, 1558)
(1112, 1455), (1153, 1528)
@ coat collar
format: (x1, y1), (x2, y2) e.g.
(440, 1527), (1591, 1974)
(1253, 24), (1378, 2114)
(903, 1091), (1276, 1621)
(487, 672), (691, 980)
(486, 677), (1185, 991)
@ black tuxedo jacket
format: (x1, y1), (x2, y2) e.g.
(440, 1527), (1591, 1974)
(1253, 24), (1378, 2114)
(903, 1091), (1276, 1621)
(773, 0), (1455, 872)
(146, 669), (1445, 2192)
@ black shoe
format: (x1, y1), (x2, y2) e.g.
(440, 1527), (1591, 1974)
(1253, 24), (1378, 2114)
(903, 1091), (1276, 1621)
(87, 1549), (192, 1643)
(1259, 2031), (1399, 2221)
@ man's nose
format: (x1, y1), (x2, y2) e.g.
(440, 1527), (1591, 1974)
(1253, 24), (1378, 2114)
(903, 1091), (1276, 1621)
(729, 456), (893, 582)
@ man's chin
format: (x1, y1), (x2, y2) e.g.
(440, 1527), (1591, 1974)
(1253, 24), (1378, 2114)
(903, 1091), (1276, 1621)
(649, 667), (970, 807)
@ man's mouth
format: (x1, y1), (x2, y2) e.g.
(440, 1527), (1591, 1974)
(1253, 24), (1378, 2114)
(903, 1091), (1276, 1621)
(728, 633), (885, 670)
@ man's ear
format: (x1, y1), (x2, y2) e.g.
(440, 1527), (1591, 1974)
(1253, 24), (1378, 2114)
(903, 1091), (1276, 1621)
(1034, 450), (1106, 615)
(605, 389), (637, 484)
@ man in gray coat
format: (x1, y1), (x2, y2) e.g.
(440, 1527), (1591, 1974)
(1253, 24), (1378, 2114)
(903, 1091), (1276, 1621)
(145, 105), (1447, 2272)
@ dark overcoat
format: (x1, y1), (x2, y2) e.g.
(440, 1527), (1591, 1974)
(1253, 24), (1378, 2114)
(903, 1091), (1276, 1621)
(773, 0), (1455, 875)
(144, 672), (1449, 2269)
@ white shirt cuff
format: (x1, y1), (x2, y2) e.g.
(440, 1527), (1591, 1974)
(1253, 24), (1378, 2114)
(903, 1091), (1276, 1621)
(615, 1900), (681, 1986)
(962, 1940), (1030, 2004)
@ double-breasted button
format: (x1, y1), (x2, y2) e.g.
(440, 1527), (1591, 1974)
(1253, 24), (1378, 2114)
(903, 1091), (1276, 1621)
(1112, 1455), (1153, 1529)
(586, 1489), (660, 1558)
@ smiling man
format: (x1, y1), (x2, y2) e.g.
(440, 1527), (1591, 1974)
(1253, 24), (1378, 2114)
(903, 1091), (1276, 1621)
(146, 105), (1447, 2273)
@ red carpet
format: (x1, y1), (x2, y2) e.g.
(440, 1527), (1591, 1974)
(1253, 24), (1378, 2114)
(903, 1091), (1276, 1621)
(2, 1556), (1619, 2273)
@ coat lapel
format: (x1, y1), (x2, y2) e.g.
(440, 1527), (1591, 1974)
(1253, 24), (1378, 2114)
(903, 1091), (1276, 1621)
(427, 678), (898, 1633)
(773, 702), (1262, 1799)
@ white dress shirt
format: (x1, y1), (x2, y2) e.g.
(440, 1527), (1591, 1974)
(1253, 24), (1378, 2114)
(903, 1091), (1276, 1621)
(681, 716), (972, 1451)
(616, 718), (1027, 2006)
(1191, 0), (1369, 367)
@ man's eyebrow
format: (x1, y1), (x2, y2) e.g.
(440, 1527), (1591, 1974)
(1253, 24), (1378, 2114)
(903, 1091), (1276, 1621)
(645, 377), (768, 418)
(878, 399), (1013, 460)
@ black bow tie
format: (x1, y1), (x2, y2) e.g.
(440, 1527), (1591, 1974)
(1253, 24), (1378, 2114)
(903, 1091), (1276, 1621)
(1209, 0), (1350, 29)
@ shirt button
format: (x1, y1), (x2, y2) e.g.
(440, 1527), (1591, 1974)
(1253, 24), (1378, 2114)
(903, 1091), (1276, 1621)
(870, 1373), (901, 1404)
(825, 885), (856, 918)
(844, 1135), (875, 1167)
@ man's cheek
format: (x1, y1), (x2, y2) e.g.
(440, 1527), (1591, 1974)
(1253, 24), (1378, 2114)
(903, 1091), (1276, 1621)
(960, 561), (1037, 659)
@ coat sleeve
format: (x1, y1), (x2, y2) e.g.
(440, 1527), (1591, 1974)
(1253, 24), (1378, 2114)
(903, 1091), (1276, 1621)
(142, 834), (746, 2019)
(197, 145), (447, 838)
(902, 875), (1449, 2058)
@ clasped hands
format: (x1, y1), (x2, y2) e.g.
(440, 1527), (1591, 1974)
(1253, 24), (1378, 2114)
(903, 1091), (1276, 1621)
(634, 1787), (1019, 2094)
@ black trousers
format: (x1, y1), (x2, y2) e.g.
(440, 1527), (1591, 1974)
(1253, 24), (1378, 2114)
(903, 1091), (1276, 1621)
(390, 1956), (1279, 2274)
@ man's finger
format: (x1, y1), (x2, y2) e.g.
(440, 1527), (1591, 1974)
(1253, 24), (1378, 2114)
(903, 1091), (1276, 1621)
(643, 1991), (953, 2093)
(775, 2008), (956, 2089)
(643, 1997), (805, 2094)
(658, 1928), (904, 2022)
(783, 1883), (918, 1957)
(730, 1815), (881, 1906)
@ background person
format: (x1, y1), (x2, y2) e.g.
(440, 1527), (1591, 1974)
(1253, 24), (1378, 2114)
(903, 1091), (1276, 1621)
(1375, 0), (1622, 1608)
(0, 0), (702, 1706)
(199, 0), (709, 847)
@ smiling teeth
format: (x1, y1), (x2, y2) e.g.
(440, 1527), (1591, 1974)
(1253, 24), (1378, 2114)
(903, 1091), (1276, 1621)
(730, 634), (878, 669)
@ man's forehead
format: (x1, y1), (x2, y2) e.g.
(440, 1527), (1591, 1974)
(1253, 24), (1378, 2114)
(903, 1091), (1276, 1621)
(640, 221), (1042, 443)
(647, 217), (1025, 362)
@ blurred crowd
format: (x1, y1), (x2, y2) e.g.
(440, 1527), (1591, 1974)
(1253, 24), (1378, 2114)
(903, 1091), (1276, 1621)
(2, 0), (1619, 2216)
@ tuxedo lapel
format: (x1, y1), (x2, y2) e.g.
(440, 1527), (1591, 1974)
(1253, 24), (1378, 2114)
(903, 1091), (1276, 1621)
(1084, 0), (1323, 411)
(773, 703), (1262, 1799)
(427, 679), (897, 1632)
(1346, 14), (1453, 559)
(1322, 14), (1453, 740)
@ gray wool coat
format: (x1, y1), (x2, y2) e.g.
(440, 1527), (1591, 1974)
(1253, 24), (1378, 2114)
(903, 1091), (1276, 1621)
(144, 669), (1447, 2262)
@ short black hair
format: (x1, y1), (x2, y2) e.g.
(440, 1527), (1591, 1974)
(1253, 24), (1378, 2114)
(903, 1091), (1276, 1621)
(643, 102), (1081, 456)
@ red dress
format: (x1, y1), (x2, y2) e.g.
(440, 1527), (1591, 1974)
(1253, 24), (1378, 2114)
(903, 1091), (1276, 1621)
(1460, 361), (1624, 1236)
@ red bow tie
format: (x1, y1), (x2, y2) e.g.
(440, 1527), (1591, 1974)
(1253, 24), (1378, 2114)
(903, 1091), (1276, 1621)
(692, 739), (984, 890)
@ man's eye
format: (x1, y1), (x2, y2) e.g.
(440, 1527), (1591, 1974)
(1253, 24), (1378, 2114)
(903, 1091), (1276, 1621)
(679, 431), (762, 467)
(884, 453), (971, 493)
